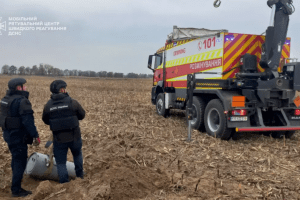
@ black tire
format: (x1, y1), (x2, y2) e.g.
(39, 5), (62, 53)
(285, 131), (296, 139)
(231, 131), (240, 140)
(156, 93), (169, 117)
(269, 131), (296, 139)
(186, 96), (206, 131)
(263, 131), (295, 139)
(204, 99), (232, 140)
(262, 132), (272, 137)
(271, 132), (286, 139)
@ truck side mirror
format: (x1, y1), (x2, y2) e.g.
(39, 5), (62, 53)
(148, 55), (154, 72)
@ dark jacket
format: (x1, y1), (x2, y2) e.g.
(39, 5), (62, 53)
(42, 93), (85, 143)
(1, 90), (39, 145)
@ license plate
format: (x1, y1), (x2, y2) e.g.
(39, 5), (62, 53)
(291, 116), (300, 120)
(230, 116), (248, 121)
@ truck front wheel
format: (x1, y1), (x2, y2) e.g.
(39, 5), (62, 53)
(156, 93), (169, 117)
(204, 99), (232, 140)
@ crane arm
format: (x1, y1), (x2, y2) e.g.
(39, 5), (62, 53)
(260, 0), (294, 77)
(213, 0), (295, 78)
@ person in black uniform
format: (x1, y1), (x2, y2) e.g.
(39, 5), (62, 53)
(0, 78), (40, 197)
(42, 80), (85, 183)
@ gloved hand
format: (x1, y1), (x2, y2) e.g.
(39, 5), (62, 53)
(33, 137), (40, 146)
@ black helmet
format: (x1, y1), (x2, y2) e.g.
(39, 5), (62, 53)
(50, 80), (67, 94)
(8, 78), (26, 90)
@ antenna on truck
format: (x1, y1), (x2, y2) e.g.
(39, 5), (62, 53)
(214, 0), (221, 8)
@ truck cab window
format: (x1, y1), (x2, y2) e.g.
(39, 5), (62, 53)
(154, 53), (163, 69)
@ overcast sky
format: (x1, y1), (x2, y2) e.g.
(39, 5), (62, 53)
(0, 0), (300, 74)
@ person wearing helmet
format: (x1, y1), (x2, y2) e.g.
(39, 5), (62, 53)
(42, 80), (85, 183)
(0, 78), (40, 197)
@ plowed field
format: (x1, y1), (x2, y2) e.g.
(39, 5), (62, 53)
(0, 76), (300, 200)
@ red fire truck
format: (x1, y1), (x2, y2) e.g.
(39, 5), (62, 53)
(148, 0), (300, 140)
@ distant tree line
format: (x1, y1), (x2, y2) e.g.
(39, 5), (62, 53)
(1, 64), (153, 78)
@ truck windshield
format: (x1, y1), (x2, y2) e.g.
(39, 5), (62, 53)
(154, 53), (163, 69)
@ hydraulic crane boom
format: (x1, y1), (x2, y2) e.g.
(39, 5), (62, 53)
(260, 0), (295, 78)
(214, 0), (295, 78)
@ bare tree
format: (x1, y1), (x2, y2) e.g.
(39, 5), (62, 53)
(114, 73), (123, 78)
(63, 69), (70, 76)
(44, 64), (53, 76)
(98, 71), (107, 77)
(69, 70), (74, 76)
(72, 70), (78, 76)
(127, 73), (139, 78)
(107, 72), (113, 78)
(1, 65), (9, 74)
(138, 73), (147, 78)
(18, 66), (26, 75)
(9, 65), (17, 75)
(38, 64), (46, 76)
(25, 67), (31, 75)
(31, 65), (38, 75)
(90, 71), (96, 77)
(52, 68), (63, 76)
(81, 71), (90, 77)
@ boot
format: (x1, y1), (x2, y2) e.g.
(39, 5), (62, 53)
(11, 188), (32, 197)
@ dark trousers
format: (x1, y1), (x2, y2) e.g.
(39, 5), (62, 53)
(53, 138), (83, 183)
(8, 143), (28, 194)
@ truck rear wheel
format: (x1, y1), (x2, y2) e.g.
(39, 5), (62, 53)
(204, 99), (232, 140)
(284, 131), (296, 139)
(268, 131), (296, 139)
(156, 93), (169, 117)
(186, 96), (206, 131)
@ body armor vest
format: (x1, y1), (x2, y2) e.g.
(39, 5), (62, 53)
(48, 96), (79, 131)
(0, 94), (23, 130)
